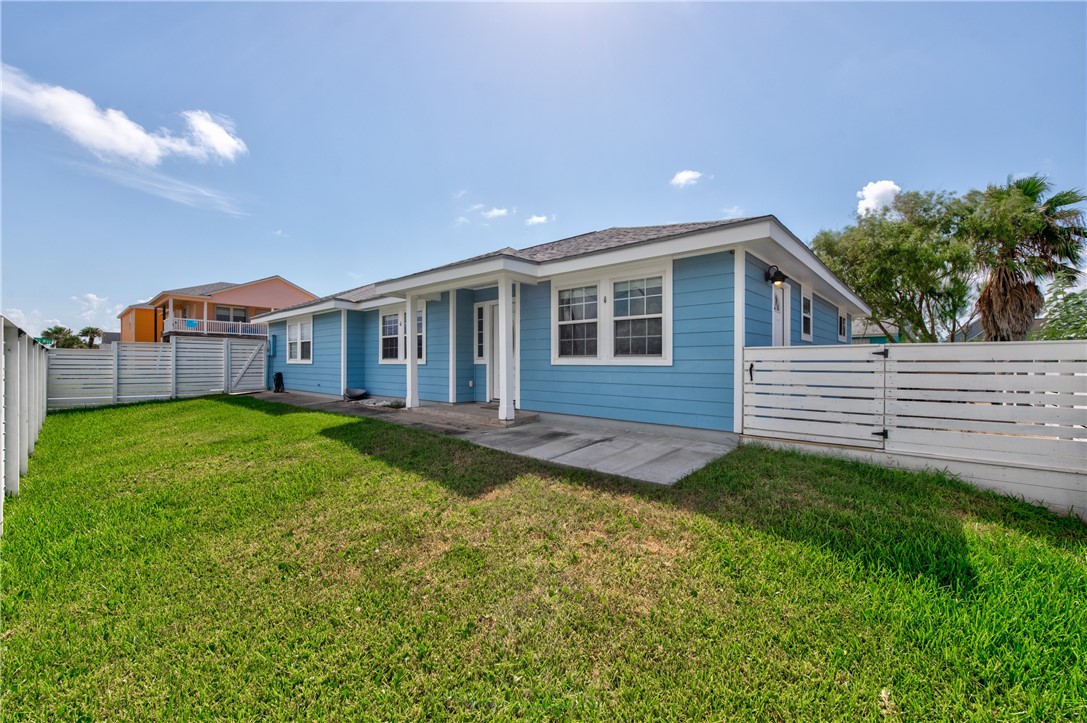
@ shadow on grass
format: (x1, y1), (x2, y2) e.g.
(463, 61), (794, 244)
(214, 395), (1086, 594)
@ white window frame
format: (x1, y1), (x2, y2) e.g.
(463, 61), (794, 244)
(549, 261), (673, 366)
(286, 316), (313, 365)
(377, 302), (427, 365)
(838, 307), (848, 342)
(800, 285), (813, 342)
(473, 302), (487, 364)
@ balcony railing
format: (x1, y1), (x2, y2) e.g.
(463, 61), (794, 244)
(163, 316), (268, 337)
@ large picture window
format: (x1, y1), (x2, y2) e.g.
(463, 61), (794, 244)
(287, 318), (312, 363)
(216, 306), (247, 322)
(613, 276), (663, 356)
(551, 265), (671, 366)
(557, 285), (598, 357)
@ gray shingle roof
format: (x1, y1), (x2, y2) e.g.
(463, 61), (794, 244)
(161, 281), (240, 297)
(509, 219), (758, 262)
(257, 218), (766, 319)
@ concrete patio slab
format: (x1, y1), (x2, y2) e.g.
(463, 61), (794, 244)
(461, 422), (738, 485)
(246, 391), (738, 485)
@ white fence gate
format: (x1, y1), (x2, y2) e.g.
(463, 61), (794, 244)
(743, 341), (1087, 514)
(47, 337), (266, 410)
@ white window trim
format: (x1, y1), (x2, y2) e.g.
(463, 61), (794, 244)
(473, 302), (487, 364)
(838, 307), (848, 342)
(549, 261), (673, 366)
(377, 301), (427, 365)
(800, 285), (813, 342)
(286, 315), (313, 365)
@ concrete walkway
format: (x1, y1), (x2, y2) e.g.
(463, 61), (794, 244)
(249, 391), (737, 485)
(461, 422), (737, 485)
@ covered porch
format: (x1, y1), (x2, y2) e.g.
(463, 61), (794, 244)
(159, 296), (270, 339)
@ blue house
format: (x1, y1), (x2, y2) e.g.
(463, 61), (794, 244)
(256, 217), (869, 434)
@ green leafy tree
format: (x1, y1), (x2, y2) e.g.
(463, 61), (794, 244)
(79, 326), (104, 348)
(812, 191), (975, 343)
(959, 175), (1085, 341)
(1032, 279), (1087, 340)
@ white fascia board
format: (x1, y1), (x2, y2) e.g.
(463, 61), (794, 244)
(255, 299), (355, 323)
(375, 257), (539, 296)
(765, 221), (870, 316)
(537, 221), (773, 278)
(355, 296), (404, 310)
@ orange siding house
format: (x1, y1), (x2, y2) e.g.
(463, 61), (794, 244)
(117, 276), (317, 342)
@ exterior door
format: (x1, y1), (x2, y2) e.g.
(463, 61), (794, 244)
(772, 286), (786, 346)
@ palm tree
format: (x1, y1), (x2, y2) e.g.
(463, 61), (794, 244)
(962, 175), (1086, 341)
(40, 325), (84, 348)
(79, 326), (104, 348)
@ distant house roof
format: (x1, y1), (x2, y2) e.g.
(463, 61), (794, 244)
(144, 275), (316, 306)
(160, 281), (241, 297)
(852, 318), (899, 338)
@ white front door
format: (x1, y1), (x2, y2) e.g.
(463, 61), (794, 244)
(487, 301), (516, 402)
(772, 286), (786, 346)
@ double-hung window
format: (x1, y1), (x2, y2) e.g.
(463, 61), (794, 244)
(287, 318), (312, 363)
(552, 265), (671, 365)
(613, 276), (663, 356)
(378, 304), (426, 363)
(381, 313), (400, 360)
(557, 285), (598, 357)
(838, 309), (848, 342)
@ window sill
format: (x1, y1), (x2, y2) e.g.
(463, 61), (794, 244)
(378, 359), (427, 366)
(550, 356), (673, 367)
(286, 358), (313, 365)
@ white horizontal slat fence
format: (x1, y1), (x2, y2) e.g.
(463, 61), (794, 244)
(47, 337), (266, 410)
(744, 341), (1087, 515)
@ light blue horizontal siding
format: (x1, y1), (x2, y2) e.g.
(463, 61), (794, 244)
(813, 294), (841, 345)
(518, 252), (735, 431)
(419, 293), (449, 402)
(345, 310), (367, 388)
(745, 254), (772, 347)
(353, 298), (449, 402)
(267, 311), (342, 395)
(454, 289), (475, 403)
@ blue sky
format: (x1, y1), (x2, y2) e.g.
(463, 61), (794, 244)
(3, 2), (1084, 333)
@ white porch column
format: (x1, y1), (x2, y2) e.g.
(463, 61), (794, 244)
(203, 301), (208, 334)
(733, 248), (746, 435)
(405, 294), (419, 408)
(497, 276), (515, 421)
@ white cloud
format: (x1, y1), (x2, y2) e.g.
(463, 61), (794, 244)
(273, 229), (289, 237)
(721, 205), (745, 219)
(3, 308), (62, 336)
(670, 170), (703, 188)
(85, 162), (246, 216)
(453, 189), (468, 199)
(71, 293), (124, 327)
(856, 179), (901, 216)
(466, 203), (484, 212)
(482, 207), (508, 219)
(2, 64), (247, 166)
(525, 215), (548, 226)
(454, 216), (470, 226)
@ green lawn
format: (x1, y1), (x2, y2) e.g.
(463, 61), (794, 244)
(3, 397), (1085, 720)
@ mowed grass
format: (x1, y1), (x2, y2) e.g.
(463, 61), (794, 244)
(2, 397), (1085, 720)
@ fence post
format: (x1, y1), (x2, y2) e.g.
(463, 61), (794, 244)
(3, 326), (19, 495)
(18, 334), (29, 476)
(223, 339), (231, 394)
(170, 339), (178, 399)
(112, 342), (120, 404)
